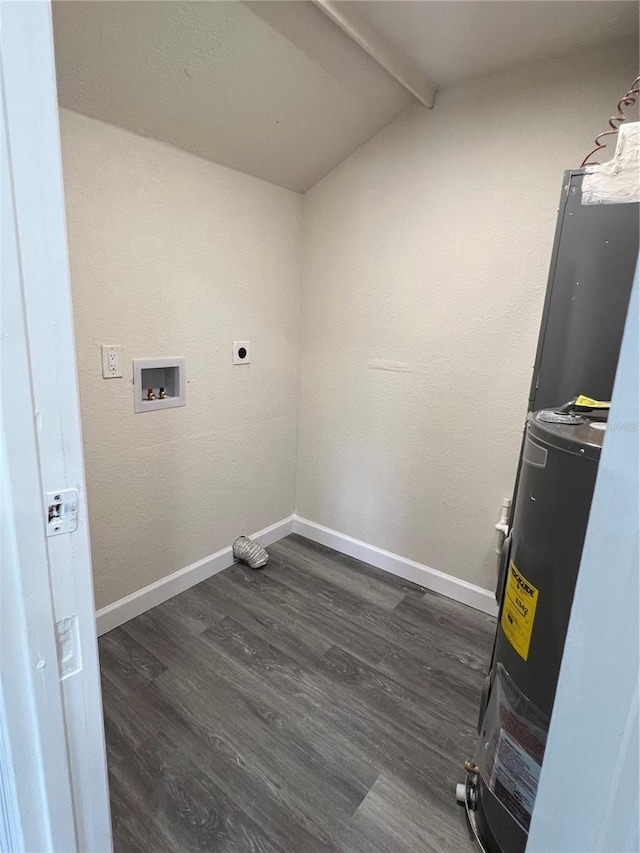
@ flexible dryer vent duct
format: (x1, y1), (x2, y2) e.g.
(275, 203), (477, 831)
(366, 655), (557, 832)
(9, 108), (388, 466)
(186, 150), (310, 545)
(233, 536), (269, 569)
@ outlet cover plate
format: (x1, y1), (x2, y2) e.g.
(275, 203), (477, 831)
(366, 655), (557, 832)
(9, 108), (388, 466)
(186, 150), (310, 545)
(233, 341), (251, 365)
(101, 344), (123, 378)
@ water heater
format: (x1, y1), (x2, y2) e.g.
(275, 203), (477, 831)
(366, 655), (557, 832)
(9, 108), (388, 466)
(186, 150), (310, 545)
(458, 166), (638, 851)
(474, 408), (605, 853)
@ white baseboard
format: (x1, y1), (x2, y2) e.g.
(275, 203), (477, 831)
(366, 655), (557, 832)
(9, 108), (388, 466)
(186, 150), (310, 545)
(96, 515), (294, 635)
(96, 513), (497, 635)
(292, 516), (498, 617)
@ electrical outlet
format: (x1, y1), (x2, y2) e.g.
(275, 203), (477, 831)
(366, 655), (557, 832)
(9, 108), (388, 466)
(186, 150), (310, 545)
(233, 341), (251, 365)
(101, 344), (123, 378)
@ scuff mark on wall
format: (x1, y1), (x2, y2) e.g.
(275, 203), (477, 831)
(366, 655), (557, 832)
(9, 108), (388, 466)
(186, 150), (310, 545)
(370, 359), (415, 373)
(368, 359), (433, 375)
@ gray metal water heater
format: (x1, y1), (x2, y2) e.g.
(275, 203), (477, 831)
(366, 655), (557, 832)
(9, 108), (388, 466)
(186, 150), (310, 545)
(474, 409), (605, 853)
(459, 166), (637, 852)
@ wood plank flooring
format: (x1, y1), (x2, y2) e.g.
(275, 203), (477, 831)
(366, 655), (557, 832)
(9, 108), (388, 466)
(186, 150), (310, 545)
(100, 534), (496, 852)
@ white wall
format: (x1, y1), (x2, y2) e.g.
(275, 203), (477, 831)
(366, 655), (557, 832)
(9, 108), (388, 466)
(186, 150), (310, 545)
(61, 41), (638, 611)
(296, 41), (639, 592)
(59, 109), (302, 610)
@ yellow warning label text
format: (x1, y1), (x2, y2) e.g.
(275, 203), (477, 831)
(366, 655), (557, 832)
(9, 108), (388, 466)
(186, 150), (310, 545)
(501, 561), (539, 661)
(575, 395), (610, 409)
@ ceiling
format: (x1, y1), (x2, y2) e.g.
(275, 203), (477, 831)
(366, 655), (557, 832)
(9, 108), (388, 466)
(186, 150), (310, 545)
(333, 1), (639, 89)
(52, 1), (639, 193)
(52, 1), (413, 193)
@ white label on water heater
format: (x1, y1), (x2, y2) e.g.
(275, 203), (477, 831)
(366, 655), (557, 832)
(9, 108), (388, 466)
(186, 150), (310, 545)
(490, 729), (542, 833)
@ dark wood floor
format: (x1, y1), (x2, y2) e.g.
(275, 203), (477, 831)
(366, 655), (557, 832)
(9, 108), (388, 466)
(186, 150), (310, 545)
(100, 534), (496, 852)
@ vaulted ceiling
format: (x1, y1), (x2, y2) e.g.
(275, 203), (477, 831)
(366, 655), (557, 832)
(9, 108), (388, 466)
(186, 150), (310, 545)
(52, 1), (639, 192)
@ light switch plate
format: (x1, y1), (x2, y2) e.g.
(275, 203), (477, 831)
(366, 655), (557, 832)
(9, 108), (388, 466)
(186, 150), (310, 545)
(101, 344), (123, 378)
(233, 341), (251, 365)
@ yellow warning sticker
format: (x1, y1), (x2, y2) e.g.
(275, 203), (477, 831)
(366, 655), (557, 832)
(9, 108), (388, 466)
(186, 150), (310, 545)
(501, 562), (539, 661)
(575, 395), (610, 408)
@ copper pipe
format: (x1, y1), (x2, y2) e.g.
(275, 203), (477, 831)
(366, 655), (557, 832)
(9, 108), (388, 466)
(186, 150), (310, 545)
(581, 76), (640, 168)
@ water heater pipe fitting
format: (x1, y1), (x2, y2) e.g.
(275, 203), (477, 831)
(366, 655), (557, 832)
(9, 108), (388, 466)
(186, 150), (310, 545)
(494, 497), (511, 554)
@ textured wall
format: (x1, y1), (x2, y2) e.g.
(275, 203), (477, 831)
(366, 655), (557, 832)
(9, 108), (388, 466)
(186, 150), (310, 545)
(60, 109), (302, 610)
(296, 42), (639, 592)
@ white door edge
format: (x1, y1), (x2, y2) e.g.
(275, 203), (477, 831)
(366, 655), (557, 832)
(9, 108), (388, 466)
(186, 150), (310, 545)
(1, 2), (112, 850)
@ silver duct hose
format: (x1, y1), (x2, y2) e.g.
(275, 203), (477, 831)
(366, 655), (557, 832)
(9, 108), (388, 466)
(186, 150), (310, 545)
(232, 536), (269, 569)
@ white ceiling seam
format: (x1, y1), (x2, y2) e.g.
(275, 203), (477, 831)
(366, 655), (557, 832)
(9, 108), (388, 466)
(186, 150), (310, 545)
(311, 0), (436, 108)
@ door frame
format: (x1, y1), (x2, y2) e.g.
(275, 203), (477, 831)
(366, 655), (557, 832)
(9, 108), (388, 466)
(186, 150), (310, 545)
(1, 1), (112, 849)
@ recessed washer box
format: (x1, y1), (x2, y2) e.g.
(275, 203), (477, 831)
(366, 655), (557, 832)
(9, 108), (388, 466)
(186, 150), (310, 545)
(133, 357), (186, 413)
